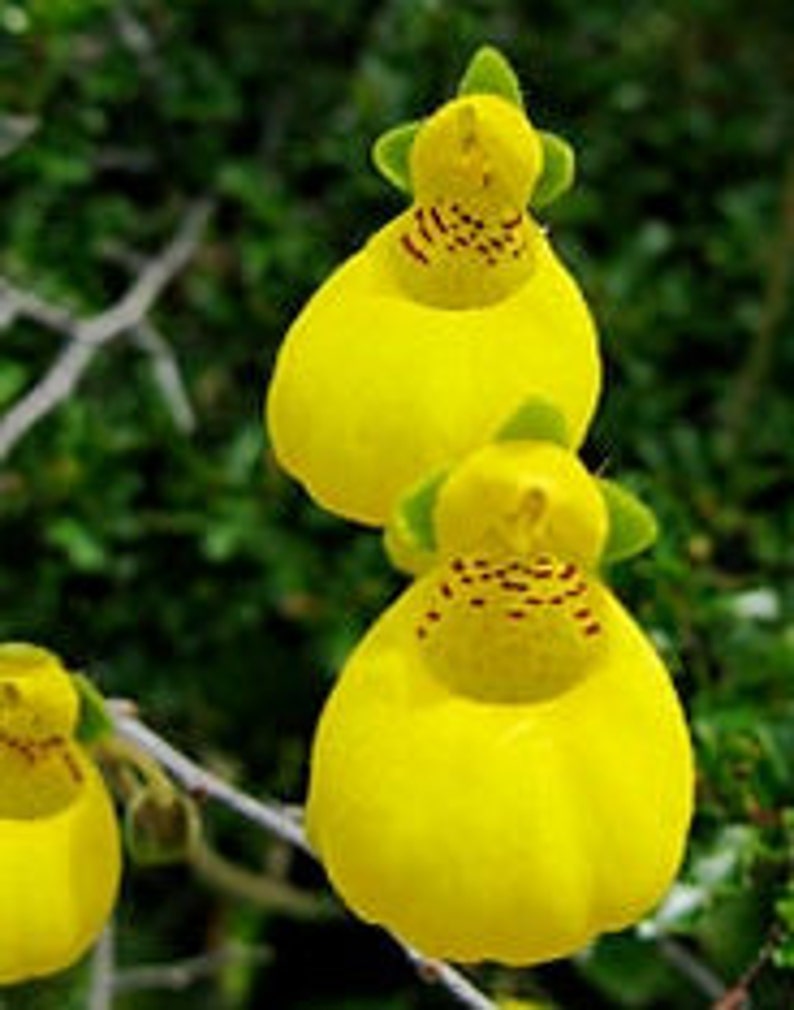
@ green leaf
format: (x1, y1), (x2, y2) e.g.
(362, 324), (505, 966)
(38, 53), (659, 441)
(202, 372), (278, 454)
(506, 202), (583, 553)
(73, 673), (114, 744)
(532, 131), (576, 209)
(457, 46), (524, 109)
(600, 479), (659, 564)
(383, 468), (449, 575)
(372, 120), (421, 194)
(494, 395), (571, 447)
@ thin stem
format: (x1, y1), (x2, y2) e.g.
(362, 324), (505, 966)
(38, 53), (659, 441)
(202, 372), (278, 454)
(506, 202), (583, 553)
(190, 834), (335, 919)
(656, 936), (727, 1001)
(88, 923), (116, 1010)
(113, 944), (269, 994)
(110, 707), (311, 853)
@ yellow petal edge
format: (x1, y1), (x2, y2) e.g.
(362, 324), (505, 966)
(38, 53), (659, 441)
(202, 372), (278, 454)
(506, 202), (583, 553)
(0, 644), (121, 985)
(306, 447), (694, 964)
(266, 88), (600, 527)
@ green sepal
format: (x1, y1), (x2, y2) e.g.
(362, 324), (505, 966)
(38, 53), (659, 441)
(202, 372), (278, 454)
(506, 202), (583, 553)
(124, 789), (200, 867)
(532, 131), (576, 209)
(73, 673), (114, 744)
(372, 120), (422, 194)
(457, 45), (524, 109)
(494, 395), (571, 447)
(383, 467), (449, 576)
(600, 479), (659, 565)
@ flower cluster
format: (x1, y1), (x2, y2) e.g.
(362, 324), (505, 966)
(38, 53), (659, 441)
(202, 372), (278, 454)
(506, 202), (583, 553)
(266, 47), (694, 964)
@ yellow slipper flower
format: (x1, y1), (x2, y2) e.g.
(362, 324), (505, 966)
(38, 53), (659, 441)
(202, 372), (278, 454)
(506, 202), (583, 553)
(306, 440), (693, 965)
(0, 644), (121, 985)
(266, 48), (600, 526)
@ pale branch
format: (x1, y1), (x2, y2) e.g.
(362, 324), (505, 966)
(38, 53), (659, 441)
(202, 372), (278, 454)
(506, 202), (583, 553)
(110, 706), (311, 853)
(88, 923), (116, 1010)
(0, 198), (212, 461)
(113, 944), (270, 994)
(131, 321), (197, 433)
(656, 937), (728, 1002)
(108, 704), (500, 1010)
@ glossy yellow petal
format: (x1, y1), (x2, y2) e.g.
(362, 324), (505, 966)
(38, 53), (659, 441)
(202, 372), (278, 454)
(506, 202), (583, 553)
(266, 95), (599, 527)
(306, 557), (693, 964)
(267, 230), (598, 526)
(0, 758), (121, 984)
(0, 645), (121, 984)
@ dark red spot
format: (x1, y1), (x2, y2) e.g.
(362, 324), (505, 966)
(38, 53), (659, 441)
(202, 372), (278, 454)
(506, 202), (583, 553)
(583, 622), (602, 637)
(401, 234), (429, 264)
(502, 213), (523, 230)
(426, 610), (441, 622)
(506, 610), (526, 620)
(469, 598), (486, 607)
(430, 205), (448, 234)
(451, 559), (466, 572)
(440, 583), (453, 599)
(549, 595), (564, 605)
(574, 608), (592, 620)
(415, 208), (433, 243)
(559, 563), (577, 580)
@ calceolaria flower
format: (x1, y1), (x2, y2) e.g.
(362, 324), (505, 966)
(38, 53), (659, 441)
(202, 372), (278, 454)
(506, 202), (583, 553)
(306, 427), (693, 964)
(0, 644), (120, 985)
(266, 48), (601, 526)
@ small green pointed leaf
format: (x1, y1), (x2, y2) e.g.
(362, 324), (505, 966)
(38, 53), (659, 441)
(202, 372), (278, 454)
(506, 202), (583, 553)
(384, 468), (449, 575)
(458, 46), (524, 109)
(532, 131), (576, 209)
(73, 673), (114, 744)
(600, 479), (659, 564)
(495, 395), (571, 447)
(372, 120), (422, 194)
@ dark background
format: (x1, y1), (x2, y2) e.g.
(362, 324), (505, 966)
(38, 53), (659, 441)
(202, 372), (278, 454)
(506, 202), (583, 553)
(1, 1), (793, 1007)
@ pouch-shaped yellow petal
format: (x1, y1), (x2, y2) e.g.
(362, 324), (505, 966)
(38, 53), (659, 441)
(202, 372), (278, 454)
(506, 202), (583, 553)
(266, 93), (599, 527)
(0, 759), (121, 984)
(267, 234), (598, 526)
(0, 644), (121, 984)
(306, 557), (693, 964)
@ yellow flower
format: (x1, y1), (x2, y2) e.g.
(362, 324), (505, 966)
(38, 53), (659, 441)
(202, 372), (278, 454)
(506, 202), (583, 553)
(306, 443), (693, 965)
(266, 54), (600, 527)
(0, 644), (120, 985)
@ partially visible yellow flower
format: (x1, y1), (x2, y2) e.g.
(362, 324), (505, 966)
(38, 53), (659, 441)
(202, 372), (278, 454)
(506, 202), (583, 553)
(498, 1000), (555, 1010)
(306, 444), (693, 965)
(266, 55), (600, 527)
(0, 644), (120, 985)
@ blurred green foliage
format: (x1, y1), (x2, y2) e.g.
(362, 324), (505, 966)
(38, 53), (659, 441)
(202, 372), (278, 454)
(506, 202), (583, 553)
(1, 0), (793, 1007)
